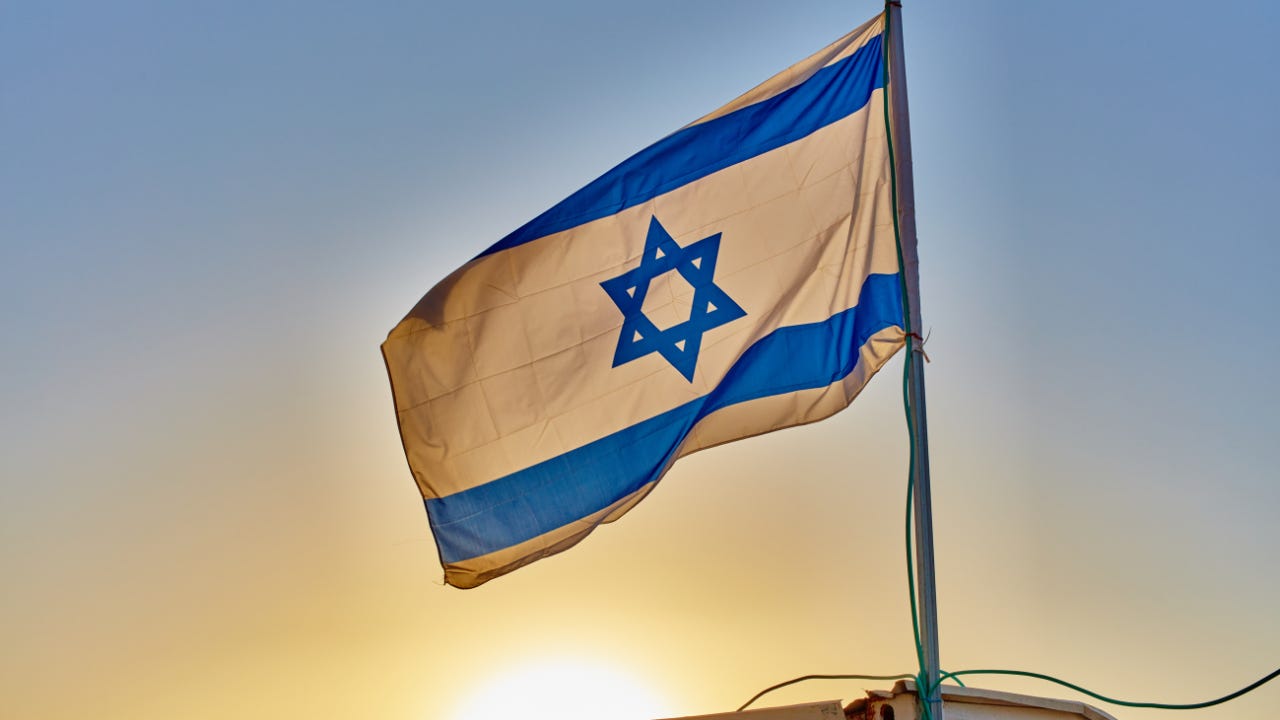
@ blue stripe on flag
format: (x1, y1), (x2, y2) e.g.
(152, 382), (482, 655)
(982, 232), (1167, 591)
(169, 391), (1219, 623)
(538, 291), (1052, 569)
(478, 34), (884, 258)
(427, 272), (904, 563)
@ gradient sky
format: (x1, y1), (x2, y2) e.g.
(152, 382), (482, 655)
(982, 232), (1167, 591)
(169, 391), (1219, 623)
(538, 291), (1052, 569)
(3, 1), (1278, 719)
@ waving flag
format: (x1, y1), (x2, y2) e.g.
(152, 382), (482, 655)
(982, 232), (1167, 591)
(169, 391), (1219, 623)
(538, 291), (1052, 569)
(383, 13), (911, 588)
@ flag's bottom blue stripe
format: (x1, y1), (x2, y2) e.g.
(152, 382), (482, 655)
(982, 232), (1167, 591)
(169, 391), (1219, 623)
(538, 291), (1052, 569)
(427, 272), (904, 563)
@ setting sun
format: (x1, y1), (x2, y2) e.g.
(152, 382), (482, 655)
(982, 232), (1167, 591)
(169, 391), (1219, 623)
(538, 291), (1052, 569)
(448, 657), (675, 720)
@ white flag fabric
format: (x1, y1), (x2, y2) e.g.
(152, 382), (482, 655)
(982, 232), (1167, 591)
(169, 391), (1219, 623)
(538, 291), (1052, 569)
(383, 13), (910, 588)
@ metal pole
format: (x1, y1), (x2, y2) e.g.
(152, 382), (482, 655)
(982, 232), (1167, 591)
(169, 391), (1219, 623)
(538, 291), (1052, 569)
(884, 3), (944, 720)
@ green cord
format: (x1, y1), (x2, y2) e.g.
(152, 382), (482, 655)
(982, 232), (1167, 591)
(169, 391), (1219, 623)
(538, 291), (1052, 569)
(931, 666), (1280, 707)
(736, 675), (915, 712)
(736, 665), (1280, 713)
(735, 664), (1280, 712)
(879, 6), (934, 718)
(932, 668), (1280, 711)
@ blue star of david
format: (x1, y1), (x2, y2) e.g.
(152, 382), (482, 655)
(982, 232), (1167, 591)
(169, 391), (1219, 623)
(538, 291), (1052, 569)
(600, 216), (747, 381)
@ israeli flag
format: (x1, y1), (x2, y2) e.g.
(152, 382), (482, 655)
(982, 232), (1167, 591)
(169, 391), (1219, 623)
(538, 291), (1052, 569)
(383, 14), (909, 588)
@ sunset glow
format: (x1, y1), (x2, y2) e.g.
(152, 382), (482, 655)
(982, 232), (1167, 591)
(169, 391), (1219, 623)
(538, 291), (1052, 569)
(449, 658), (674, 720)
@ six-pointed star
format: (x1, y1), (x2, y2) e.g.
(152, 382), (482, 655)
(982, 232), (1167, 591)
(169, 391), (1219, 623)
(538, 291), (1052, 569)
(600, 216), (746, 381)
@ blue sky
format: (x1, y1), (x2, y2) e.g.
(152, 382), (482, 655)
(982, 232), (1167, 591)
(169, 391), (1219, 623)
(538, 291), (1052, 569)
(3, 2), (1278, 719)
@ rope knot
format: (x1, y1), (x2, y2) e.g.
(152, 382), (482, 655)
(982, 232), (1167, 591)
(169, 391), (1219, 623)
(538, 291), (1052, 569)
(905, 330), (931, 363)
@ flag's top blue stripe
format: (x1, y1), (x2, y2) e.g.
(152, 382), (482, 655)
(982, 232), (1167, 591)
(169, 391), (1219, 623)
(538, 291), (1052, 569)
(426, 272), (904, 563)
(477, 34), (884, 259)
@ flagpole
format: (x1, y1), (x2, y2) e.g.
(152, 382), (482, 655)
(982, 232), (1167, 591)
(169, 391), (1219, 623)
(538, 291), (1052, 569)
(884, 3), (944, 720)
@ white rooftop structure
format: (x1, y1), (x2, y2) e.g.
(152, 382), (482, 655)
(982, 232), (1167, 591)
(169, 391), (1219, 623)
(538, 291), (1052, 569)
(657, 680), (1119, 720)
